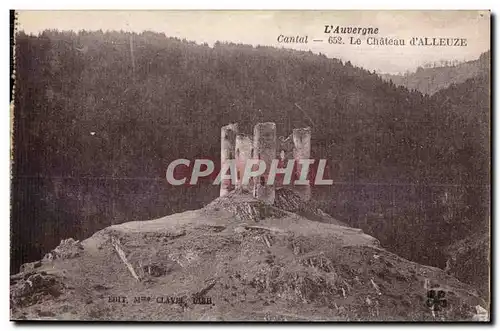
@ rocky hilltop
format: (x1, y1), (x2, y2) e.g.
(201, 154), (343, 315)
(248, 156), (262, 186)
(10, 189), (488, 321)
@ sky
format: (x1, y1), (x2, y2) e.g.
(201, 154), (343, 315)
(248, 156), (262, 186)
(17, 10), (490, 74)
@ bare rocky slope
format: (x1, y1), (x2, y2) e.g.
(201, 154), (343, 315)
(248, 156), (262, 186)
(10, 190), (488, 321)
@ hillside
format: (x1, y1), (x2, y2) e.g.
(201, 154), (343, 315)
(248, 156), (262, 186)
(12, 30), (490, 312)
(429, 75), (491, 303)
(10, 191), (488, 321)
(380, 51), (490, 95)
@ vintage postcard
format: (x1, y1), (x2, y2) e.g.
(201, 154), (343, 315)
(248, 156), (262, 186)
(10, 10), (490, 321)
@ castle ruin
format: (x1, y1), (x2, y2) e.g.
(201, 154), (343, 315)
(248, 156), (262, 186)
(220, 122), (312, 204)
(235, 133), (253, 191)
(220, 123), (239, 197)
(292, 127), (312, 201)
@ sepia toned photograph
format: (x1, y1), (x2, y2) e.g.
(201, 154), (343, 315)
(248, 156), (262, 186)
(10, 10), (490, 321)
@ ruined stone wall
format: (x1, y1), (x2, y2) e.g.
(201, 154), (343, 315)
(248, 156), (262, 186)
(292, 127), (312, 201)
(276, 134), (295, 189)
(253, 122), (277, 204)
(220, 123), (238, 197)
(220, 123), (311, 203)
(235, 133), (253, 191)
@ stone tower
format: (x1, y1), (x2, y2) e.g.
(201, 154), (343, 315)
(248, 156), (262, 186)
(219, 122), (312, 203)
(220, 123), (238, 197)
(292, 127), (312, 201)
(235, 133), (253, 191)
(276, 134), (295, 188)
(253, 122), (277, 204)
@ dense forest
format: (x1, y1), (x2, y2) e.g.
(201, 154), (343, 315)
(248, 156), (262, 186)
(381, 51), (490, 95)
(11, 30), (490, 297)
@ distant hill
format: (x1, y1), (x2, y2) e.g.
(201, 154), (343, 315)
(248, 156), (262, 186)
(380, 51), (490, 95)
